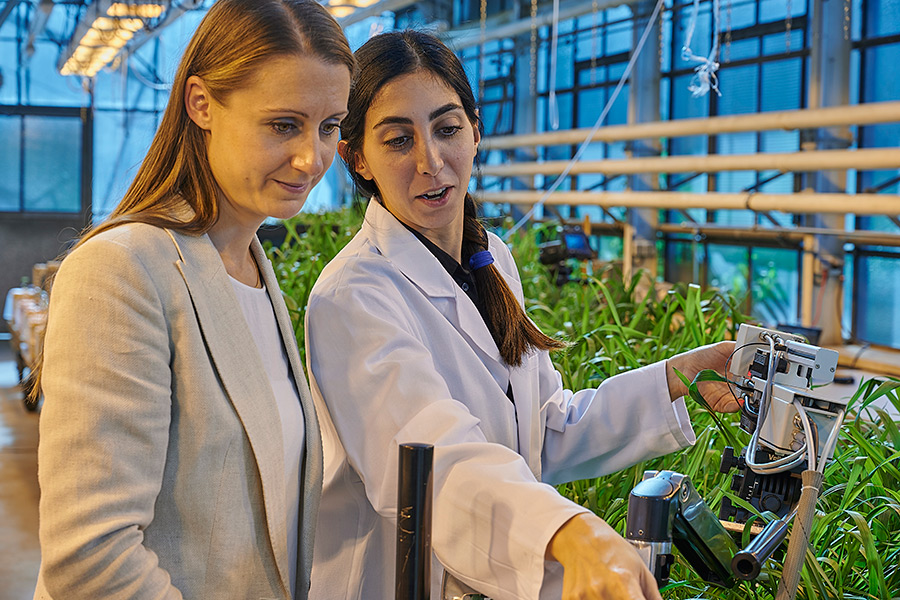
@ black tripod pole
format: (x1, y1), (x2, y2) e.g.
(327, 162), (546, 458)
(396, 443), (434, 600)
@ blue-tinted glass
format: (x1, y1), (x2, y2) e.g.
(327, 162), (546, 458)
(866, 0), (900, 37)
(577, 87), (605, 126)
(716, 170), (757, 194)
(761, 129), (799, 154)
(23, 116), (81, 212)
(862, 43), (900, 104)
(92, 109), (159, 219)
(708, 244), (749, 297)
(717, 64), (759, 114)
(0, 39), (18, 103)
(762, 29), (803, 55)
(761, 58), (801, 111)
(760, 0), (808, 22)
(0, 115), (21, 211)
(849, 49), (860, 105)
(717, 131), (757, 155)
(607, 18), (632, 54)
(751, 247), (799, 325)
(25, 40), (88, 106)
(671, 71), (710, 121)
(578, 64), (608, 86)
(575, 17), (604, 62)
(759, 169), (795, 194)
(729, 0), (758, 29)
(725, 38), (761, 62)
(553, 37), (575, 89)
(547, 92), (573, 129)
(857, 255), (900, 346)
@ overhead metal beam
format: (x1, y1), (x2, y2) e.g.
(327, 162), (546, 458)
(0, 0), (24, 29)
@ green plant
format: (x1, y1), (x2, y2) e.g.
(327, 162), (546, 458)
(269, 214), (900, 599)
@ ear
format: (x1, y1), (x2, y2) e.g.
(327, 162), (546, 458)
(184, 75), (213, 130)
(346, 145), (374, 181)
(472, 123), (481, 148)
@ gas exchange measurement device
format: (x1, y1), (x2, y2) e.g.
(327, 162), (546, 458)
(626, 324), (845, 590)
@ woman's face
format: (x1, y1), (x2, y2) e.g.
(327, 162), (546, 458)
(352, 70), (480, 255)
(188, 54), (350, 229)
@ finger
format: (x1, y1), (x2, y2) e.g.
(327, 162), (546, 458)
(638, 567), (664, 600)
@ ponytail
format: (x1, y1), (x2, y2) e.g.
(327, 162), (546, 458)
(461, 194), (567, 366)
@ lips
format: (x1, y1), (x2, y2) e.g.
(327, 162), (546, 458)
(416, 186), (452, 204)
(275, 179), (310, 194)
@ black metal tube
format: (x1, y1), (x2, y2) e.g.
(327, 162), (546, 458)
(731, 518), (790, 581)
(396, 443), (434, 600)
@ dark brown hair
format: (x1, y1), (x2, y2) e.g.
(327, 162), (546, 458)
(340, 30), (564, 366)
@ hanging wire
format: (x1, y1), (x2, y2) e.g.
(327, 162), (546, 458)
(785, 0), (792, 52)
(681, 0), (722, 97)
(547, 0), (561, 130)
(530, 0), (538, 97)
(479, 0), (487, 105)
(503, 0), (666, 238)
(590, 0), (599, 86)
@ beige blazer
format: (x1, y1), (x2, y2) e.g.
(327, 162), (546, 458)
(34, 223), (322, 600)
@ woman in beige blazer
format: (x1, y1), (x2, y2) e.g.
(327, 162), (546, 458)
(32, 2), (353, 599)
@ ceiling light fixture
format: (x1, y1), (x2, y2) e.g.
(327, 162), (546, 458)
(59, 0), (167, 77)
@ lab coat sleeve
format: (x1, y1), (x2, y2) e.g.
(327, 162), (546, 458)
(307, 281), (587, 600)
(538, 353), (697, 486)
(36, 236), (182, 599)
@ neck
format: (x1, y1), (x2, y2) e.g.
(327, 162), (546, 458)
(208, 210), (261, 288)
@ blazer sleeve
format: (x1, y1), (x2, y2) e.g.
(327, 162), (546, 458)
(307, 280), (586, 600)
(37, 234), (183, 599)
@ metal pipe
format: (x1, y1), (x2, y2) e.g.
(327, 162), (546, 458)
(656, 224), (900, 248)
(479, 147), (900, 177)
(479, 190), (900, 216)
(481, 101), (900, 150)
(396, 443), (434, 600)
(801, 235), (816, 327)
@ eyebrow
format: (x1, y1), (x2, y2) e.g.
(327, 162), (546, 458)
(372, 102), (464, 129)
(261, 109), (348, 120)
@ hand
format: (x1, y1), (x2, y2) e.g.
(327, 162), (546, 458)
(546, 513), (663, 600)
(665, 340), (740, 412)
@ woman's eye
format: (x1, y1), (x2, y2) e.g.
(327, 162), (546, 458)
(322, 122), (340, 136)
(439, 125), (463, 137)
(271, 121), (296, 135)
(385, 135), (410, 148)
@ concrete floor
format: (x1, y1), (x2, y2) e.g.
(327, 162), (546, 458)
(0, 342), (40, 600)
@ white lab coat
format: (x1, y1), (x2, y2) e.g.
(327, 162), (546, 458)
(305, 200), (696, 600)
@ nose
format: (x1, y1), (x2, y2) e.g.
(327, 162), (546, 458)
(291, 133), (325, 178)
(416, 138), (444, 177)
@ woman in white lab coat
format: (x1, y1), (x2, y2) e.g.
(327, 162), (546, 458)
(305, 30), (738, 600)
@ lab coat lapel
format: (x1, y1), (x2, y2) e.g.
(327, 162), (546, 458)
(364, 200), (505, 367)
(168, 231), (292, 598)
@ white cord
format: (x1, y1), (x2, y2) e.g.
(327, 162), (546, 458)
(681, 0), (722, 97)
(792, 398), (817, 471)
(503, 0), (666, 238)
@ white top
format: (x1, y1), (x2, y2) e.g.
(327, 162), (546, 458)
(305, 200), (696, 600)
(231, 276), (305, 599)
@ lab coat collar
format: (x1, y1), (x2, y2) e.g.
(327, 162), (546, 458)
(166, 229), (294, 599)
(362, 199), (505, 366)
